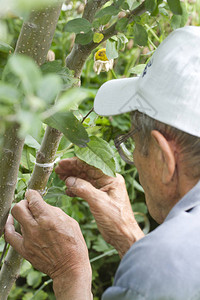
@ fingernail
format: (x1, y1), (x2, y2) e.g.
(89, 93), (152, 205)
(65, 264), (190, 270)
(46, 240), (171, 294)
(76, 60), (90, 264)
(66, 177), (76, 187)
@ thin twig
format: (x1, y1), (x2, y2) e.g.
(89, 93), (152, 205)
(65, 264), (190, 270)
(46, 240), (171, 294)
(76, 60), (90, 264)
(81, 107), (94, 124)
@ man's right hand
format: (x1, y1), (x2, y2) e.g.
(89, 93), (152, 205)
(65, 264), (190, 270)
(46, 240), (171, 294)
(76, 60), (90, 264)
(55, 157), (144, 257)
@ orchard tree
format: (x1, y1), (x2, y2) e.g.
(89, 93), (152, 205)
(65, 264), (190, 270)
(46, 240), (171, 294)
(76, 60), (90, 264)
(0, 0), (191, 298)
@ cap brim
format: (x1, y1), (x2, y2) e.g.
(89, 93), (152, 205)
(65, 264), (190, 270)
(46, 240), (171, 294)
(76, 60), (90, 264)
(94, 77), (140, 116)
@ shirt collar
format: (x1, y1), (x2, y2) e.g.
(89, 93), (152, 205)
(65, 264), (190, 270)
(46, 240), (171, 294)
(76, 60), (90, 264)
(165, 180), (200, 222)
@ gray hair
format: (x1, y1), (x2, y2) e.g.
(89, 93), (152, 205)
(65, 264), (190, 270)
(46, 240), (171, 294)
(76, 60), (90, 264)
(131, 111), (200, 179)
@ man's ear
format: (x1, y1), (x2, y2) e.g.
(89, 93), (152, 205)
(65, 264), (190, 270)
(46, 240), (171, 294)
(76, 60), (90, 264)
(151, 130), (176, 184)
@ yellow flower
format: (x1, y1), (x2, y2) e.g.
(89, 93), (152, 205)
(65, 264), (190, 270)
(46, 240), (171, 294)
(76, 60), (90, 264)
(93, 48), (114, 75)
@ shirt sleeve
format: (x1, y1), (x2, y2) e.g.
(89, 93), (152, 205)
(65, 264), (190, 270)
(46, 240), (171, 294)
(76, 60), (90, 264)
(102, 286), (146, 300)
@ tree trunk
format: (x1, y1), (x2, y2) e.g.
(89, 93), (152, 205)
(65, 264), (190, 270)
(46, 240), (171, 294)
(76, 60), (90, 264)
(0, 2), (63, 299)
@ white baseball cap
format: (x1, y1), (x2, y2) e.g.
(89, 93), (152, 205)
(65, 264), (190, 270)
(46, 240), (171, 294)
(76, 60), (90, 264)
(94, 26), (200, 137)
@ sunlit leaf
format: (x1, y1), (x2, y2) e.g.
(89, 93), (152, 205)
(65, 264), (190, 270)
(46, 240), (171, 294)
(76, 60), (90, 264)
(0, 82), (20, 104)
(93, 32), (104, 43)
(27, 270), (42, 288)
(4, 54), (41, 94)
(0, 41), (14, 53)
(44, 111), (89, 148)
(36, 74), (62, 103)
(130, 64), (146, 75)
(106, 39), (118, 60)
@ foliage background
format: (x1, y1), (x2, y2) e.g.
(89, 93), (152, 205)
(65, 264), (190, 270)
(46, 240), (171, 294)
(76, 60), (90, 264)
(0, 0), (200, 299)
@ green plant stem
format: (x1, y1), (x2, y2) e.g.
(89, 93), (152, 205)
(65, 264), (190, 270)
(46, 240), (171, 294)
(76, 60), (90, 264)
(89, 249), (117, 263)
(30, 279), (53, 299)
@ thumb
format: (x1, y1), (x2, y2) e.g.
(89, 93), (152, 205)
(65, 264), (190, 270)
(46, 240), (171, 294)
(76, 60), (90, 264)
(25, 189), (47, 219)
(65, 177), (105, 206)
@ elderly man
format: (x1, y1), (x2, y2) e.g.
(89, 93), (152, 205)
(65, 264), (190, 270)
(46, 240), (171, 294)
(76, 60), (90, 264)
(5, 26), (200, 300)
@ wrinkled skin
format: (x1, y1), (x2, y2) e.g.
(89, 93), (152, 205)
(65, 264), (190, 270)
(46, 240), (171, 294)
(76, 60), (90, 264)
(55, 157), (144, 257)
(5, 189), (92, 300)
(5, 157), (144, 299)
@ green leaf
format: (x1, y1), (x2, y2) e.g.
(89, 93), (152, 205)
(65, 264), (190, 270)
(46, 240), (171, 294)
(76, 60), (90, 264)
(167, 0), (182, 15)
(117, 33), (128, 50)
(145, 0), (157, 13)
(4, 54), (41, 94)
(106, 39), (118, 60)
(116, 18), (129, 31)
(0, 0), (63, 18)
(0, 41), (14, 53)
(75, 30), (94, 45)
(31, 291), (48, 300)
(171, 2), (188, 29)
(65, 18), (92, 34)
(20, 260), (32, 277)
(93, 32), (104, 43)
(36, 74), (62, 103)
(126, 0), (137, 10)
(130, 64), (146, 75)
(17, 110), (42, 139)
(95, 6), (119, 18)
(75, 136), (116, 177)
(20, 146), (34, 170)
(40, 61), (77, 90)
(133, 23), (148, 46)
(22, 292), (34, 300)
(25, 135), (40, 150)
(93, 236), (111, 252)
(27, 270), (42, 288)
(43, 87), (92, 118)
(0, 82), (20, 104)
(44, 111), (89, 148)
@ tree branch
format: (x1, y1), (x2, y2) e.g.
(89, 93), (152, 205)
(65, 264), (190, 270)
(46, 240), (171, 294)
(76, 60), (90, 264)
(28, 127), (62, 192)
(83, 0), (110, 23)
(0, 2), (64, 299)
(0, 124), (24, 238)
(66, 1), (146, 77)
(102, 1), (146, 42)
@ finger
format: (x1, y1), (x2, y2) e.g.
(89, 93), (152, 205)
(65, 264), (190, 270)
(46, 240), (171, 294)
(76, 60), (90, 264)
(11, 200), (36, 228)
(25, 189), (48, 220)
(4, 215), (24, 255)
(55, 157), (80, 178)
(56, 158), (111, 188)
(65, 177), (106, 208)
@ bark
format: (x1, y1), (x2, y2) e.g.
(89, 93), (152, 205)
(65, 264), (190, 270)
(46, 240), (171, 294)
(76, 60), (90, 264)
(16, 3), (63, 65)
(0, 125), (24, 237)
(0, 2), (63, 299)
(28, 127), (62, 192)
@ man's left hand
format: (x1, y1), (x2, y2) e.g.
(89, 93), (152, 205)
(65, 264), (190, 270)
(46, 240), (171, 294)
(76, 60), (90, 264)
(4, 189), (92, 300)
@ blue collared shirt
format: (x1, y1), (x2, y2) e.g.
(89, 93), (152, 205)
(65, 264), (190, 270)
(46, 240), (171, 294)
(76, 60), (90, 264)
(102, 181), (200, 300)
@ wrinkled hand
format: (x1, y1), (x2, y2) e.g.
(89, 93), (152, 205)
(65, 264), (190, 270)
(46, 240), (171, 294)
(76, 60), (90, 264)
(4, 189), (92, 300)
(55, 157), (144, 257)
